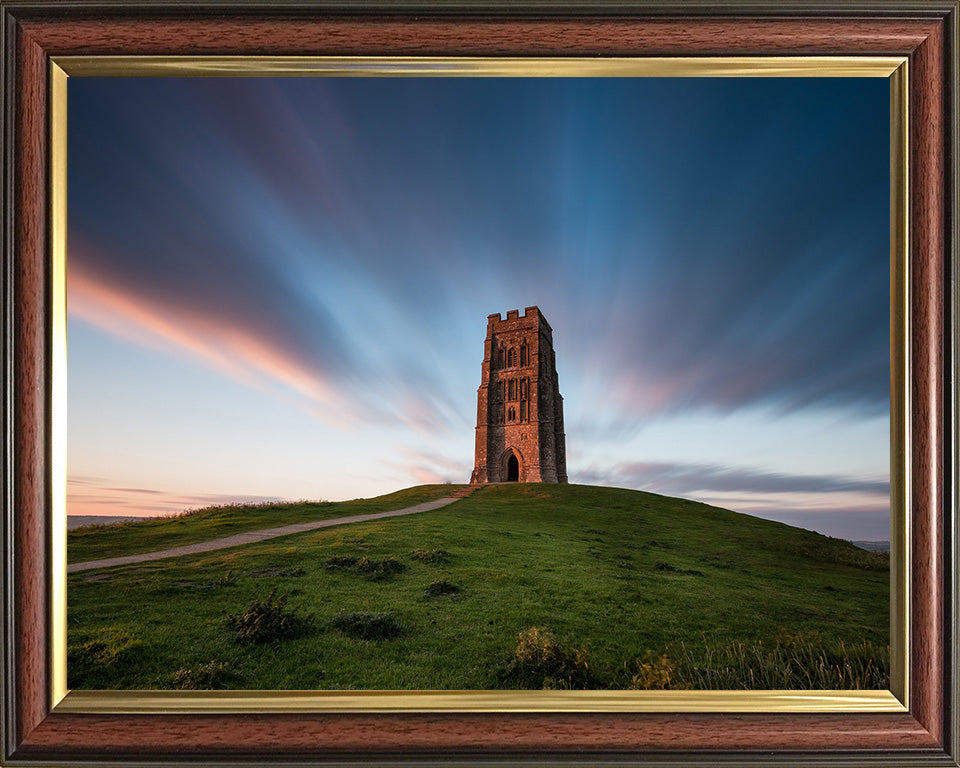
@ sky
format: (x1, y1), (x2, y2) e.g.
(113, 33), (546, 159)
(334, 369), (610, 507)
(66, 76), (890, 540)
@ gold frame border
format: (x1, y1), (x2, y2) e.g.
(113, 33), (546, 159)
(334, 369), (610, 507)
(52, 55), (905, 77)
(50, 61), (69, 712)
(57, 688), (902, 714)
(48, 55), (910, 715)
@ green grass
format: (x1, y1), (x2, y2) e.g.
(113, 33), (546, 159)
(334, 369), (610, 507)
(67, 483), (888, 690)
(68, 484), (460, 564)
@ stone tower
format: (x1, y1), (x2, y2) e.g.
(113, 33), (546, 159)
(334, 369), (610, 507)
(470, 307), (568, 484)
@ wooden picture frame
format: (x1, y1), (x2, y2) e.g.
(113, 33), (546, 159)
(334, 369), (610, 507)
(2, 2), (957, 765)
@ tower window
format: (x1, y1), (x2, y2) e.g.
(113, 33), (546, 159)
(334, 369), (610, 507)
(508, 406), (516, 421)
(497, 348), (505, 368)
(520, 401), (527, 421)
(521, 344), (528, 366)
(507, 347), (518, 367)
(508, 380), (516, 401)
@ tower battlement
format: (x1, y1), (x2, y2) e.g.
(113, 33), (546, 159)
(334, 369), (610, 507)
(470, 306), (567, 485)
(486, 306), (552, 337)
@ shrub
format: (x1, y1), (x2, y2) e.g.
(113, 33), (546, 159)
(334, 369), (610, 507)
(411, 548), (450, 564)
(629, 652), (684, 690)
(170, 661), (242, 689)
(225, 589), (313, 644)
(325, 555), (405, 580)
(424, 579), (461, 597)
(498, 626), (597, 689)
(331, 611), (405, 640)
(355, 557), (406, 580)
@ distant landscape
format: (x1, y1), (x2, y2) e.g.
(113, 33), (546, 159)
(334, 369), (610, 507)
(68, 483), (889, 691)
(68, 515), (150, 531)
(852, 541), (891, 553)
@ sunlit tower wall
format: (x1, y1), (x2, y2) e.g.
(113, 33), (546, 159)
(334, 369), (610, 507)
(470, 307), (567, 484)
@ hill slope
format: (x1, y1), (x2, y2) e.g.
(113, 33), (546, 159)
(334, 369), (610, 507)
(67, 485), (458, 564)
(67, 483), (888, 690)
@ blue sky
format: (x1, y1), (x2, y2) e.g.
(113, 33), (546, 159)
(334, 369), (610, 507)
(66, 76), (890, 540)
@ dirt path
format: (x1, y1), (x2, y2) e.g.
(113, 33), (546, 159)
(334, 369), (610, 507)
(68, 494), (466, 574)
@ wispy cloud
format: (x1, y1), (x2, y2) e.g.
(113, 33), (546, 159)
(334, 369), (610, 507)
(574, 460), (888, 497)
(67, 477), (285, 518)
(68, 238), (474, 437)
(68, 239), (351, 414)
(385, 448), (472, 486)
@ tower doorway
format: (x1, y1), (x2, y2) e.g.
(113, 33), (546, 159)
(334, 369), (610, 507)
(506, 453), (519, 482)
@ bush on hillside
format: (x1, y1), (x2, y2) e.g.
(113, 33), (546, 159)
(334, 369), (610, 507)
(356, 557), (406, 579)
(170, 660), (242, 689)
(225, 588), (313, 644)
(630, 652), (684, 689)
(324, 555), (360, 570)
(411, 548), (450, 564)
(324, 555), (406, 580)
(498, 626), (597, 690)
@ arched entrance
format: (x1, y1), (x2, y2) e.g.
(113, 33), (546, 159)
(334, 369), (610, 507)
(506, 453), (519, 482)
(500, 448), (523, 482)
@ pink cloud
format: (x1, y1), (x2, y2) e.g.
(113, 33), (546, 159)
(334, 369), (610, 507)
(68, 246), (344, 416)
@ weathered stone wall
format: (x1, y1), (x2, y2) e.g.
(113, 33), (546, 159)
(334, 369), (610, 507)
(470, 306), (568, 484)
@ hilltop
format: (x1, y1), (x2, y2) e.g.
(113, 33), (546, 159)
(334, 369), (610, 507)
(67, 483), (888, 690)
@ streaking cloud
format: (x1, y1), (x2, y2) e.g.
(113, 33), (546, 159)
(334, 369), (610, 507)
(67, 76), (890, 539)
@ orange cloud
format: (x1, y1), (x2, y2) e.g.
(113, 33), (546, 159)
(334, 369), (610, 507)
(68, 251), (343, 416)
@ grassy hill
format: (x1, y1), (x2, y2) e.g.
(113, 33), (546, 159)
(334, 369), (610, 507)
(67, 483), (889, 691)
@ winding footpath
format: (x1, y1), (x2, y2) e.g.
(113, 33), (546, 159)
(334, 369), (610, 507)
(68, 489), (474, 574)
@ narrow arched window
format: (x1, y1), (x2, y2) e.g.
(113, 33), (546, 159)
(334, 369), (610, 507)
(520, 402), (527, 421)
(508, 380), (516, 401)
(508, 406), (516, 421)
(520, 344), (528, 366)
(497, 348), (505, 368)
(507, 347), (517, 367)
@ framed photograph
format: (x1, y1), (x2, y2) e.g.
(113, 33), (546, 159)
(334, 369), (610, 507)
(2, 2), (957, 766)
